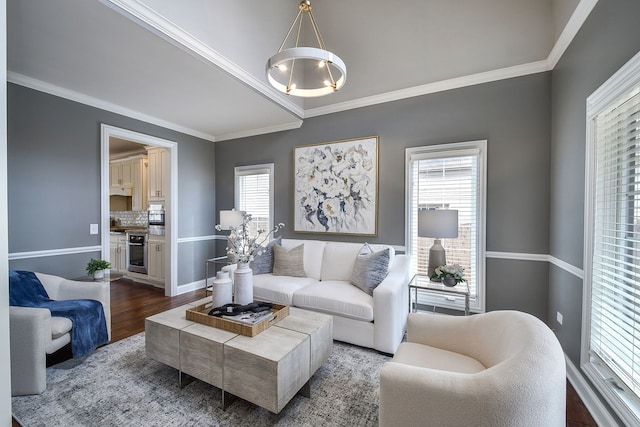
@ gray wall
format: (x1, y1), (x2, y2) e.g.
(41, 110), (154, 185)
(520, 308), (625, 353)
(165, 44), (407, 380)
(548, 0), (640, 365)
(547, 0), (640, 423)
(216, 72), (552, 320)
(8, 84), (216, 283)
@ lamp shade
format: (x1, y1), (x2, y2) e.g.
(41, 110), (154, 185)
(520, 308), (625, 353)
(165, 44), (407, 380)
(418, 209), (459, 239)
(219, 210), (245, 230)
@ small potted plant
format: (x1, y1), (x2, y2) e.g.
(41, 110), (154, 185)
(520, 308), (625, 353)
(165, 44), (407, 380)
(431, 264), (466, 287)
(86, 258), (111, 280)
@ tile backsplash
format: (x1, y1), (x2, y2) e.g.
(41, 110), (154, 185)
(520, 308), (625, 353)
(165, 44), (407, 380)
(111, 211), (148, 227)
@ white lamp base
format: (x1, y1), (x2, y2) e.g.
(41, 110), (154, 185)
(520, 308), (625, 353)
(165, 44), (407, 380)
(428, 239), (447, 280)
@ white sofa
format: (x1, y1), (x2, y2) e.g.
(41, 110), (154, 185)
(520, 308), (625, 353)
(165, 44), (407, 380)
(9, 272), (111, 396)
(379, 311), (566, 426)
(226, 239), (410, 354)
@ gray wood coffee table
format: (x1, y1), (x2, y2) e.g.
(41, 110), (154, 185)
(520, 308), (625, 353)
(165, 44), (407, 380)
(145, 299), (333, 414)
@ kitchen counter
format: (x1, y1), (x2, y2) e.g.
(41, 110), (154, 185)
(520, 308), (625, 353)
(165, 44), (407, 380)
(110, 227), (148, 233)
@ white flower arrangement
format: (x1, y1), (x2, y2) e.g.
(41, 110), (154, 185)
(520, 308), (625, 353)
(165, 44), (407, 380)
(294, 140), (376, 234)
(215, 212), (284, 264)
(431, 264), (466, 283)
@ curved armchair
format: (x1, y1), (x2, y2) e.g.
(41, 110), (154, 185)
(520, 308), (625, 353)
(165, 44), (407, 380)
(379, 311), (566, 427)
(10, 272), (111, 396)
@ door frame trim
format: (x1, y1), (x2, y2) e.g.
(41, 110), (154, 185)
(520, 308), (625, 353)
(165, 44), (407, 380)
(100, 124), (178, 296)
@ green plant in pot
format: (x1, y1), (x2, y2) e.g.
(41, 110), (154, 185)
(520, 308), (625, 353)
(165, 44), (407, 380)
(86, 258), (111, 280)
(430, 264), (466, 287)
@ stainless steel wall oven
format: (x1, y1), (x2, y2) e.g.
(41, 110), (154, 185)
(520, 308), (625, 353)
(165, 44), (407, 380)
(127, 232), (147, 274)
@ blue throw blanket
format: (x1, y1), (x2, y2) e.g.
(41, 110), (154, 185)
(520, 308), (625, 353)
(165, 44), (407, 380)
(9, 270), (109, 358)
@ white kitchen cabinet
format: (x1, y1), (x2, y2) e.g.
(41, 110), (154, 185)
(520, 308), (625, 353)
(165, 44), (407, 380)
(147, 148), (168, 201)
(109, 233), (127, 273)
(131, 157), (148, 211)
(110, 156), (147, 210)
(110, 159), (133, 188)
(147, 236), (165, 281)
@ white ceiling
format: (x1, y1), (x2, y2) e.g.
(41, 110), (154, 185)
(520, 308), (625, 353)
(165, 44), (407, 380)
(7, 0), (594, 143)
(109, 137), (148, 157)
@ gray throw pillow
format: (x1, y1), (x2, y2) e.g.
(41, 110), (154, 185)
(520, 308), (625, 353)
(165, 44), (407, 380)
(272, 244), (306, 277)
(251, 237), (281, 274)
(350, 244), (390, 296)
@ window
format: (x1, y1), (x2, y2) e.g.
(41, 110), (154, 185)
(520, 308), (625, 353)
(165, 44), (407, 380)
(234, 164), (274, 236)
(406, 141), (486, 313)
(583, 52), (640, 425)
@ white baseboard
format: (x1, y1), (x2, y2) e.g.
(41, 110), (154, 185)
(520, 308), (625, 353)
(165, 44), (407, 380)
(177, 279), (206, 295)
(565, 354), (619, 426)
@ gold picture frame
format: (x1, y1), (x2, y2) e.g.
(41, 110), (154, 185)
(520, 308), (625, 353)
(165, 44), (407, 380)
(293, 136), (379, 235)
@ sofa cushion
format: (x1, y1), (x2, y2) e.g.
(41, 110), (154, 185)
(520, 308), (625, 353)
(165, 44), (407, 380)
(350, 244), (390, 295)
(320, 242), (363, 281)
(393, 341), (486, 374)
(292, 280), (374, 322)
(50, 316), (73, 339)
(252, 237), (281, 274)
(281, 239), (326, 280)
(253, 274), (318, 305)
(46, 333), (72, 355)
(273, 244), (306, 277)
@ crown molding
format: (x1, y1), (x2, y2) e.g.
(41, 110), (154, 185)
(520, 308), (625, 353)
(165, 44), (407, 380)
(547, 0), (598, 68)
(8, 70), (303, 144)
(101, 0), (304, 120)
(9, 0), (598, 141)
(8, 71), (219, 143)
(103, 0), (594, 122)
(305, 60), (550, 118)
(307, 0), (598, 118)
(214, 120), (303, 142)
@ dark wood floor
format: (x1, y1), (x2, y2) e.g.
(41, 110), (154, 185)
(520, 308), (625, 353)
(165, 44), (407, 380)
(109, 278), (204, 342)
(14, 278), (598, 426)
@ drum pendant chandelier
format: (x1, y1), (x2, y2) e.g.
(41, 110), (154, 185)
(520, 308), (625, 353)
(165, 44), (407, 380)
(266, 0), (346, 97)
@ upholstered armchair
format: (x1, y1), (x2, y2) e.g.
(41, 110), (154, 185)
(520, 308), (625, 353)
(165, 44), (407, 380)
(9, 272), (111, 396)
(379, 311), (566, 427)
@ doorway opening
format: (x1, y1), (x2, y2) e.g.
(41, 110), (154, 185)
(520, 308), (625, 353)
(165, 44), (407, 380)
(100, 124), (178, 296)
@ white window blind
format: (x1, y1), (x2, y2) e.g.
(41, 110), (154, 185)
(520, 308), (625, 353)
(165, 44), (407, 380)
(588, 86), (640, 418)
(235, 164), (274, 236)
(584, 52), (640, 425)
(406, 141), (486, 313)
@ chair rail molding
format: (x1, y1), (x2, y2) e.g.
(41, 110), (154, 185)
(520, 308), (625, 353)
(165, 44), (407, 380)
(8, 246), (102, 261)
(486, 251), (583, 280)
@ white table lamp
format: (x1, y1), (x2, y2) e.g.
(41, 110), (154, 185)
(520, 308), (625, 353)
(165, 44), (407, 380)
(418, 209), (459, 279)
(219, 210), (245, 230)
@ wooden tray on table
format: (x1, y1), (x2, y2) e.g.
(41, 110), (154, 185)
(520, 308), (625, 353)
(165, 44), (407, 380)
(186, 302), (289, 337)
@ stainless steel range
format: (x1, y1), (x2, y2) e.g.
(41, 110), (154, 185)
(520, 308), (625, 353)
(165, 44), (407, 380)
(127, 232), (147, 274)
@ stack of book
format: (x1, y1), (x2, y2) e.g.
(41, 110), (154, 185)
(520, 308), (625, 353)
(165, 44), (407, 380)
(223, 310), (274, 325)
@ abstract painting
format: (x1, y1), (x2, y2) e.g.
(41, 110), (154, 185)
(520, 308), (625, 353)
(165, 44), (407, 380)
(294, 136), (378, 235)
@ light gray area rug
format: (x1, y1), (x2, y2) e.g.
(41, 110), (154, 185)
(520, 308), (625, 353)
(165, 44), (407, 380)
(12, 332), (390, 426)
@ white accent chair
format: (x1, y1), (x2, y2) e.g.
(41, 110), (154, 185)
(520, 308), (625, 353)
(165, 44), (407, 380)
(379, 311), (566, 427)
(9, 272), (111, 396)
